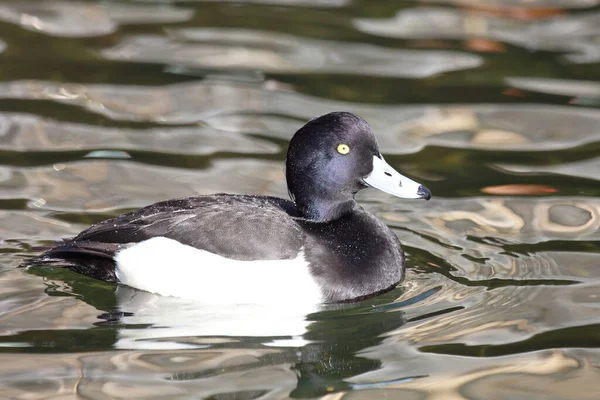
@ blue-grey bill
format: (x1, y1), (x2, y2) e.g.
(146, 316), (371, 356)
(363, 156), (431, 200)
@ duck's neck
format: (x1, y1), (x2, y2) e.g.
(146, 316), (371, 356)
(297, 198), (357, 222)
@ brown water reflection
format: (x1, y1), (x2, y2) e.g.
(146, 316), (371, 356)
(0, 0), (599, 398)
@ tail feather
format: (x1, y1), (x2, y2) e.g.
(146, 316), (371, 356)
(23, 241), (128, 283)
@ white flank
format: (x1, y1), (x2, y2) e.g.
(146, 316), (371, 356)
(114, 237), (323, 307)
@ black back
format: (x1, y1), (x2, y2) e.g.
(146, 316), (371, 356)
(73, 194), (305, 261)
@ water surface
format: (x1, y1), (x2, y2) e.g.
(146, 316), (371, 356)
(0, 0), (599, 398)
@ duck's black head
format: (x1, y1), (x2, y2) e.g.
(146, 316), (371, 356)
(286, 112), (431, 222)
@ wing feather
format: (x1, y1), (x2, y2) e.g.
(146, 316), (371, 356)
(72, 194), (304, 260)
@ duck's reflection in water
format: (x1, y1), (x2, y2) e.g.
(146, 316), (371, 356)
(90, 284), (410, 397)
(113, 285), (319, 349)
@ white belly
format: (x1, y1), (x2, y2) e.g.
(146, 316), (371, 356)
(114, 236), (323, 306)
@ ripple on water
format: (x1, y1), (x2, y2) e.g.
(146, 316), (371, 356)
(0, 349), (300, 399)
(353, 6), (600, 62)
(101, 28), (483, 78)
(374, 196), (600, 281)
(505, 77), (600, 102)
(348, 349), (600, 399)
(0, 113), (279, 155)
(0, 80), (598, 156)
(0, 2), (193, 37)
(0, 268), (100, 337)
(496, 157), (600, 182)
(418, 0), (600, 6)
(195, 0), (349, 5)
(395, 105), (600, 152)
(0, 158), (288, 213)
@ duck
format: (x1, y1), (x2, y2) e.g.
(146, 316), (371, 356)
(26, 112), (431, 304)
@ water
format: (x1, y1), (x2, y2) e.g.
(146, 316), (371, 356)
(0, 0), (599, 398)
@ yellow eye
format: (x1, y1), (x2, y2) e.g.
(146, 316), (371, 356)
(337, 144), (350, 155)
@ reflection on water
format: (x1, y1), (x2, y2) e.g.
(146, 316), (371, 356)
(0, 0), (599, 398)
(0, 2), (194, 37)
(0, 113), (279, 154)
(354, 5), (600, 63)
(103, 28), (483, 78)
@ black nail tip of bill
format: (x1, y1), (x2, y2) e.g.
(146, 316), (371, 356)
(417, 185), (432, 201)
